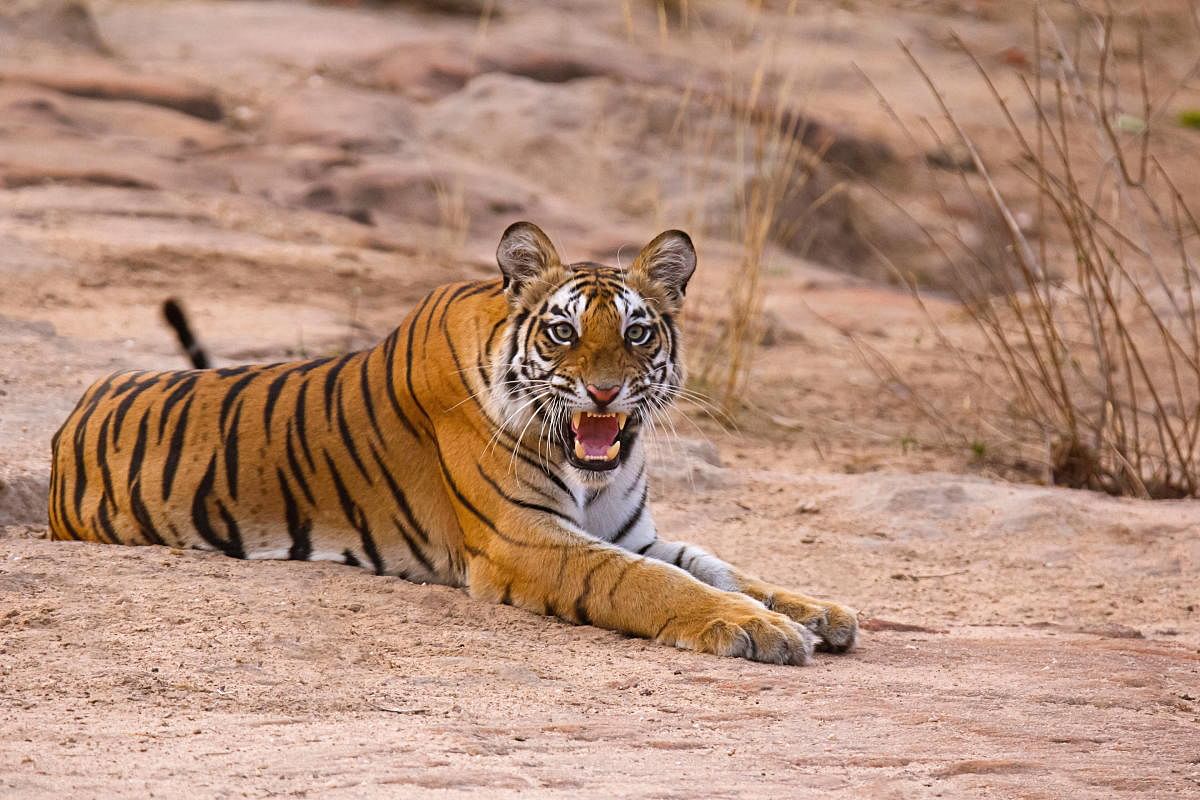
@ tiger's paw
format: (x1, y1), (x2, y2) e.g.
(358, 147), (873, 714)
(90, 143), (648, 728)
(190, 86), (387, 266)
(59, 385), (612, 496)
(668, 599), (816, 666)
(767, 592), (859, 653)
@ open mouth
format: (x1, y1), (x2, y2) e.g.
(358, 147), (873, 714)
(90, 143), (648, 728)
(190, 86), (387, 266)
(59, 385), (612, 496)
(566, 411), (630, 471)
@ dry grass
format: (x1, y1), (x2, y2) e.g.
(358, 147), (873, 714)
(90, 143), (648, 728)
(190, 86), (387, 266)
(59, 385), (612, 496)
(859, 5), (1200, 498)
(640, 0), (830, 414)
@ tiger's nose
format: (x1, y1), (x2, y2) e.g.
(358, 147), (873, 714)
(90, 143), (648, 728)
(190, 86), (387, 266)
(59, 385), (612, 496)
(585, 383), (621, 408)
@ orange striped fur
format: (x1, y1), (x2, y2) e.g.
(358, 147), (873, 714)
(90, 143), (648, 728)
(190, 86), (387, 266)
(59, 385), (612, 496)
(49, 223), (856, 664)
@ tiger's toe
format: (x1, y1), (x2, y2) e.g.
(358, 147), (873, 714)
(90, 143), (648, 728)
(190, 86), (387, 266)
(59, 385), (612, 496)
(769, 594), (858, 654)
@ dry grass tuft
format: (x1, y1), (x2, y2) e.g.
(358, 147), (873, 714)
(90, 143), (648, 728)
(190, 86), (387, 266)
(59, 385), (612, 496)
(648, 3), (830, 414)
(861, 5), (1200, 499)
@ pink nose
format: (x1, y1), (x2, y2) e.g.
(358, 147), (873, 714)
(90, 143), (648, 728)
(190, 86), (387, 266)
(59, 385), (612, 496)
(586, 384), (621, 407)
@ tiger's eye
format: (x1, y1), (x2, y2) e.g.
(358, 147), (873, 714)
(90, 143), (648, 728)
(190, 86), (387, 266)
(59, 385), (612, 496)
(547, 322), (576, 345)
(625, 323), (653, 346)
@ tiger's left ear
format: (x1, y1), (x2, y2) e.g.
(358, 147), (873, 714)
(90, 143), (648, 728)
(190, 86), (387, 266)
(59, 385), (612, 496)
(630, 230), (696, 308)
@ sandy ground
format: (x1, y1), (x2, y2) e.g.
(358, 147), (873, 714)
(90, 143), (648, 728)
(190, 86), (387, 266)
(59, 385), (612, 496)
(1, 1), (1199, 797)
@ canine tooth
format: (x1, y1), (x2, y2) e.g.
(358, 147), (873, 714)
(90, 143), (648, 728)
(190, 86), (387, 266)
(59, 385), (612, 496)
(572, 411), (582, 430)
(616, 413), (628, 429)
(574, 440), (586, 459)
(605, 442), (620, 460)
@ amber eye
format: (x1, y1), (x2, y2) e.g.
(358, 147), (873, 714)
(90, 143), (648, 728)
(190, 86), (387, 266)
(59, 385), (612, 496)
(625, 323), (653, 346)
(547, 321), (576, 345)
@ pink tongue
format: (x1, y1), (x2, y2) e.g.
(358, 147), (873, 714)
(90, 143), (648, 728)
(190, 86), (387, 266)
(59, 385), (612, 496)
(575, 414), (619, 458)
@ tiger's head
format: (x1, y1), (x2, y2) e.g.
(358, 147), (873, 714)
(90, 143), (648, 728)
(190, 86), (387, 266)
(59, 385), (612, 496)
(490, 221), (696, 482)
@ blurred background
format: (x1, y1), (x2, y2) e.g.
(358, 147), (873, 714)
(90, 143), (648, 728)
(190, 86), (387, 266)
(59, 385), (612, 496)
(3, 0), (1200, 502)
(3, 0), (1200, 495)
(2, 3), (1200, 796)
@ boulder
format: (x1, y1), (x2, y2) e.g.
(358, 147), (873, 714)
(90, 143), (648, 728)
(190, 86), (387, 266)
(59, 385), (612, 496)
(261, 83), (417, 151)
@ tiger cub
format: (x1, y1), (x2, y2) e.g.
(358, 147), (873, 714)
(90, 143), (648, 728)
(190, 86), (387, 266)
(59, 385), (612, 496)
(49, 222), (857, 665)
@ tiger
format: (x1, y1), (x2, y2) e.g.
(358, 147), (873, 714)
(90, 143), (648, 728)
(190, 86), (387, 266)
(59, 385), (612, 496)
(48, 222), (857, 665)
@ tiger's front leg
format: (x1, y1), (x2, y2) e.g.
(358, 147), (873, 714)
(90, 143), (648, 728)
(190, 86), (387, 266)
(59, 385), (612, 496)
(632, 538), (859, 653)
(459, 514), (817, 666)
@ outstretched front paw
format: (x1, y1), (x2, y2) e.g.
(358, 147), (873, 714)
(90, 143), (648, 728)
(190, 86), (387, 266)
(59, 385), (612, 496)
(767, 592), (858, 653)
(667, 597), (817, 666)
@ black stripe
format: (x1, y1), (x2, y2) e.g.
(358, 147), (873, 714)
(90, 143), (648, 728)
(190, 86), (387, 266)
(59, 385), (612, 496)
(476, 465), (576, 525)
(357, 350), (384, 443)
(157, 374), (199, 442)
(606, 558), (639, 601)
(277, 468), (312, 560)
(68, 376), (113, 517)
(323, 451), (385, 575)
(381, 329), (420, 439)
(635, 539), (656, 555)
(480, 318), (507, 388)
(126, 414), (150, 487)
(215, 498), (245, 558)
(404, 292), (439, 429)
(451, 372), (573, 501)
(78, 371), (122, 412)
(322, 354), (354, 425)
(440, 282), (484, 321)
(95, 411), (117, 512)
(53, 470), (80, 541)
(368, 442), (429, 544)
(392, 516), (435, 574)
(112, 374), (160, 448)
(623, 463), (646, 497)
(343, 549), (361, 567)
(294, 377), (316, 471)
(335, 383), (372, 483)
(190, 455), (243, 557)
(107, 371), (144, 398)
(574, 556), (611, 627)
(161, 393), (196, 501)
(284, 419), (316, 505)
(262, 369), (292, 442)
(128, 480), (167, 546)
(453, 280), (502, 303)
(223, 399), (243, 501)
(611, 486), (648, 545)
(503, 309), (531, 372)
(433, 444), (569, 552)
(95, 498), (122, 545)
(219, 371), (259, 433)
(440, 300), (477, 398)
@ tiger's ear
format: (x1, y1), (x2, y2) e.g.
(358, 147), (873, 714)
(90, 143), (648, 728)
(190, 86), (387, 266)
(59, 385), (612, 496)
(630, 229), (696, 308)
(496, 221), (561, 296)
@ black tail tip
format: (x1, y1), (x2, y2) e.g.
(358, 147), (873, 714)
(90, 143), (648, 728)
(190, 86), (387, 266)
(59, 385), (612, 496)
(162, 298), (187, 329)
(161, 297), (210, 369)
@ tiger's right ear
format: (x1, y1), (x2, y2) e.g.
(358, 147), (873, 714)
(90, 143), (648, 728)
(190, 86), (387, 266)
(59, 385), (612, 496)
(496, 221), (561, 296)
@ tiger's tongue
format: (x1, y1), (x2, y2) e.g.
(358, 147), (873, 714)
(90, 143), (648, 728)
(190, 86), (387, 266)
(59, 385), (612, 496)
(575, 414), (620, 458)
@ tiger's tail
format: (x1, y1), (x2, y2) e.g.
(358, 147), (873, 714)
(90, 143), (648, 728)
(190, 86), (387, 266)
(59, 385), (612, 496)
(161, 298), (210, 369)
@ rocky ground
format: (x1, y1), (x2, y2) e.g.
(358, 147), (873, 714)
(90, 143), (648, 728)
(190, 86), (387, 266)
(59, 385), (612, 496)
(1, 1), (1198, 798)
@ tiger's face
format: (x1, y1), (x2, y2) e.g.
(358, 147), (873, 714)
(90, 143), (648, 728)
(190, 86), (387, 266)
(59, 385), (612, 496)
(491, 222), (696, 480)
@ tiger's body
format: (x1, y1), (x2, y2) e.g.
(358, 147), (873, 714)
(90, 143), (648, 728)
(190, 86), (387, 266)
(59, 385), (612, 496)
(48, 223), (857, 665)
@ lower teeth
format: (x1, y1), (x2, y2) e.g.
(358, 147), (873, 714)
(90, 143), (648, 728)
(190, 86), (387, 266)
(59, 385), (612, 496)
(573, 440), (621, 461)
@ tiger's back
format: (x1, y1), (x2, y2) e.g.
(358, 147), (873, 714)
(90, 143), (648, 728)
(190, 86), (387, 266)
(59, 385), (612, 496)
(47, 282), (495, 583)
